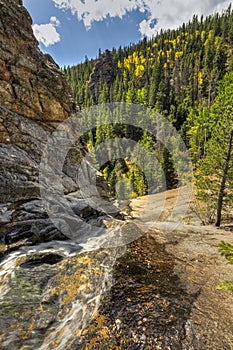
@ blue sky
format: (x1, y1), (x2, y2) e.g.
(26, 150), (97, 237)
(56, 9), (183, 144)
(23, 0), (231, 67)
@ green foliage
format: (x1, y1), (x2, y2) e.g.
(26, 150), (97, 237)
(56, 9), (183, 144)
(219, 241), (233, 264)
(194, 72), (233, 225)
(161, 147), (177, 189)
(216, 280), (233, 293)
(64, 7), (233, 114)
(63, 7), (233, 202)
(187, 106), (210, 165)
(216, 241), (233, 294)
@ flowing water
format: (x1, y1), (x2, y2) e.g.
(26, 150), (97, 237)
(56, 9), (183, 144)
(0, 238), (124, 349)
(0, 223), (200, 349)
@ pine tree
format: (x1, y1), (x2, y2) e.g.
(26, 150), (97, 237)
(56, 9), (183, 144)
(161, 147), (177, 189)
(63, 7), (233, 210)
(196, 72), (233, 226)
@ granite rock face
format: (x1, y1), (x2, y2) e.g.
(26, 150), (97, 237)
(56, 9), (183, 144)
(0, 0), (76, 124)
(89, 49), (116, 102)
(0, 0), (110, 248)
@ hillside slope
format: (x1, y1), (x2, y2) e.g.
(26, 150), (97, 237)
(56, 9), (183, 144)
(64, 7), (233, 219)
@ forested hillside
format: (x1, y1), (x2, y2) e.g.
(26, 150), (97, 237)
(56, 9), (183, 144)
(64, 5), (233, 225)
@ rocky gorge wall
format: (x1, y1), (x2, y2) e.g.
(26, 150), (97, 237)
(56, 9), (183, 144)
(0, 0), (76, 124)
(0, 0), (109, 249)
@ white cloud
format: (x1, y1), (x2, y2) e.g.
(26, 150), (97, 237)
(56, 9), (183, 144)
(53, 0), (146, 29)
(52, 0), (232, 37)
(50, 16), (61, 27)
(139, 0), (232, 37)
(33, 16), (61, 47)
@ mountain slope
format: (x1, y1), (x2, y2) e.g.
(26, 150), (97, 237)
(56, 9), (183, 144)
(64, 6), (233, 200)
(65, 5), (233, 117)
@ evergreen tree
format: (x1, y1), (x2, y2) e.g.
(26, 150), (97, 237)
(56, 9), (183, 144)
(161, 147), (177, 189)
(63, 7), (233, 215)
(196, 72), (233, 226)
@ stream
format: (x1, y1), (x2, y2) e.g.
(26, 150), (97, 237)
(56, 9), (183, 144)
(0, 239), (121, 350)
(0, 221), (201, 350)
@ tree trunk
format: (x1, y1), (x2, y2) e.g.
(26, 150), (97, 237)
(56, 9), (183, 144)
(215, 131), (233, 227)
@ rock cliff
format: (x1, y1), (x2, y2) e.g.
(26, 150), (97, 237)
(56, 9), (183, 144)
(89, 49), (116, 102)
(0, 0), (76, 124)
(0, 0), (109, 248)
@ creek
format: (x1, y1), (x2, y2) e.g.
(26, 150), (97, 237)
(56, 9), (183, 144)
(0, 221), (199, 349)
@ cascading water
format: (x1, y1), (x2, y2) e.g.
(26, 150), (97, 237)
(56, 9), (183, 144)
(0, 230), (126, 350)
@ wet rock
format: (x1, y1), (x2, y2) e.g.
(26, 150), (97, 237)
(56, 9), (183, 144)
(19, 253), (63, 268)
(0, 203), (14, 224)
(0, 246), (119, 350)
(71, 200), (98, 218)
(4, 219), (66, 245)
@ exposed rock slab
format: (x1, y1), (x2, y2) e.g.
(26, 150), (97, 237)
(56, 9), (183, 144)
(126, 189), (233, 349)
